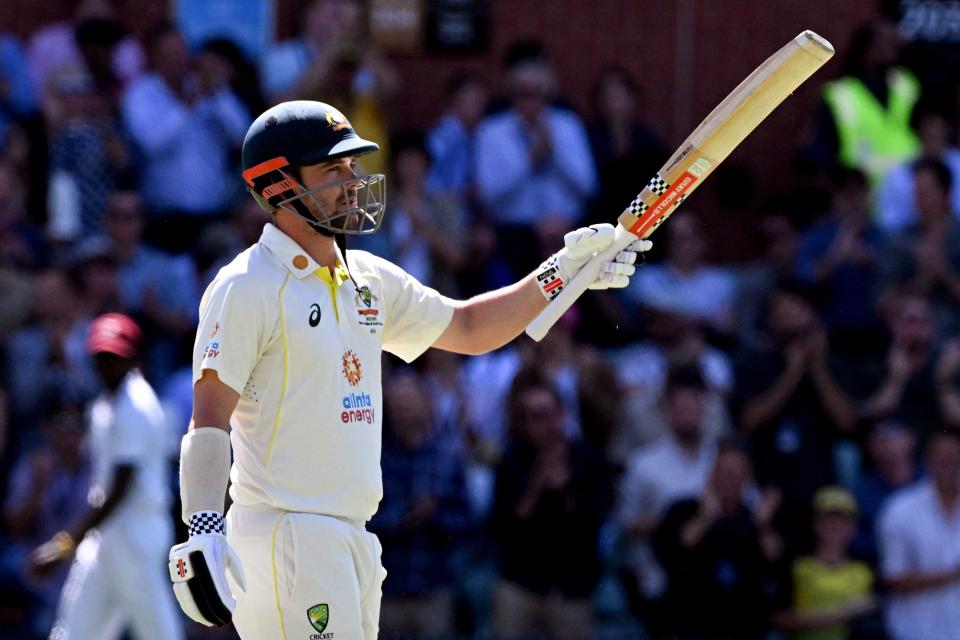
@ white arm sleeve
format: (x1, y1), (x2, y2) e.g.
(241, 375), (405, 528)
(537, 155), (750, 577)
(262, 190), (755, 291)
(180, 427), (231, 523)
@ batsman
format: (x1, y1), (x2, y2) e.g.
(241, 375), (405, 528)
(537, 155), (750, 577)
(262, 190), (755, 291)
(168, 99), (650, 639)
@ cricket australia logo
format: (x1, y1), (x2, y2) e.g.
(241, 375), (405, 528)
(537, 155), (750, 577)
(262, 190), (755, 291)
(341, 350), (363, 386)
(354, 285), (383, 329)
(307, 603), (332, 638)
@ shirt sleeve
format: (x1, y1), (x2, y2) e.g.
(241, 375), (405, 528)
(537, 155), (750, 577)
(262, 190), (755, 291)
(376, 258), (455, 363)
(193, 273), (273, 395)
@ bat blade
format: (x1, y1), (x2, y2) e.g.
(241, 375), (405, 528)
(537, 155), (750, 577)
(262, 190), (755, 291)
(525, 30), (834, 342)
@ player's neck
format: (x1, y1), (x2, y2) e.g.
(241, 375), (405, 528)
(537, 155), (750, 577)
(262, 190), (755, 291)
(274, 212), (337, 268)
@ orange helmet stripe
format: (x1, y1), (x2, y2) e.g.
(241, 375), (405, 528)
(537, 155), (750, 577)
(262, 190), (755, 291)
(242, 156), (290, 186)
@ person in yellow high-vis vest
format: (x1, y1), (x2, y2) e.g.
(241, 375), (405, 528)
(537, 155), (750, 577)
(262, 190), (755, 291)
(813, 19), (921, 186)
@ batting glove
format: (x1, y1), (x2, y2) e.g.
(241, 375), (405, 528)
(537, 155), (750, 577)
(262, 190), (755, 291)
(535, 223), (652, 301)
(169, 511), (246, 627)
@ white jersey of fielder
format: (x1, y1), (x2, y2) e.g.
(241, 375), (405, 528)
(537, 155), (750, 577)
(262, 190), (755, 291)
(88, 369), (172, 522)
(194, 223), (455, 522)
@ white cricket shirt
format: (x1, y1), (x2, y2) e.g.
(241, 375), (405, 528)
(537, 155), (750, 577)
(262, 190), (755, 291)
(194, 224), (455, 522)
(88, 370), (172, 525)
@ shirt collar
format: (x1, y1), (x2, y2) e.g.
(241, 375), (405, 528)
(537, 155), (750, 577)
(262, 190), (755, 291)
(258, 223), (349, 285)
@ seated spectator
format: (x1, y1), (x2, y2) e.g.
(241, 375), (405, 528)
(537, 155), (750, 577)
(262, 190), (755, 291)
(852, 420), (920, 564)
(795, 167), (885, 340)
(490, 369), (612, 640)
(857, 291), (952, 444)
(653, 439), (784, 640)
(733, 280), (857, 504)
(615, 364), (718, 632)
(879, 157), (960, 335)
(474, 50), (596, 277)
(121, 23), (249, 253)
(586, 65), (665, 226)
(3, 401), (89, 631)
(260, 0), (398, 176)
(877, 428), (960, 640)
(426, 70), (489, 203)
(773, 486), (879, 640)
(625, 212), (738, 337)
(878, 108), (960, 232)
(26, 0), (144, 101)
(608, 309), (733, 461)
(0, 30), (37, 150)
(369, 372), (472, 640)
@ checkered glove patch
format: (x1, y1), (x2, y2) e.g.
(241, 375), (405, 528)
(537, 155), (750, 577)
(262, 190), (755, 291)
(189, 511), (225, 536)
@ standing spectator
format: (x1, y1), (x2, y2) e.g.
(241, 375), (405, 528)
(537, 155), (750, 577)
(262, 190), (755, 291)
(879, 157), (960, 334)
(0, 30), (38, 149)
(260, 0), (398, 175)
(28, 313), (182, 639)
(878, 108), (960, 232)
(3, 402), (90, 634)
(795, 167), (886, 340)
(733, 280), (857, 506)
(615, 364), (718, 633)
(852, 420), (920, 564)
(121, 23), (249, 253)
(490, 370), (612, 639)
(877, 428), (960, 640)
(474, 52), (596, 277)
(369, 372), (472, 640)
(813, 18), (920, 184)
(426, 70), (489, 203)
(586, 65), (665, 226)
(653, 439), (784, 640)
(773, 486), (878, 640)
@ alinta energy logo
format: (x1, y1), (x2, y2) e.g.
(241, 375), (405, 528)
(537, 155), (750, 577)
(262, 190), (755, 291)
(340, 350), (374, 424)
(341, 350), (362, 386)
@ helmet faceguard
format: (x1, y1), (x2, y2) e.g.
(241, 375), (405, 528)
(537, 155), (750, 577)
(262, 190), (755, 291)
(242, 156), (386, 236)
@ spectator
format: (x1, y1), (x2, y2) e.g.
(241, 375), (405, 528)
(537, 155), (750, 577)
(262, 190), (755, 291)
(474, 51), (597, 277)
(586, 65), (665, 226)
(3, 402), (90, 632)
(26, 0), (144, 103)
(121, 23), (249, 253)
(426, 70), (489, 203)
(490, 369), (612, 639)
(653, 439), (784, 640)
(857, 291), (951, 444)
(0, 160), (37, 341)
(0, 30), (38, 150)
(625, 212), (738, 337)
(852, 421), (920, 564)
(379, 131), (469, 296)
(877, 428), (960, 640)
(28, 313), (182, 639)
(369, 372), (472, 640)
(878, 108), (960, 232)
(795, 167), (886, 340)
(4, 266), (98, 433)
(773, 486), (879, 640)
(879, 157), (960, 335)
(197, 37), (266, 123)
(45, 68), (130, 244)
(812, 18), (920, 184)
(260, 0), (398, 175)
(733, 280), (857, 505)
(615, 364), (718, 633)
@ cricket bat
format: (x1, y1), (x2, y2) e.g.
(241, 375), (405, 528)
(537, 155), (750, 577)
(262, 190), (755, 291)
(525, 30), (834, 341)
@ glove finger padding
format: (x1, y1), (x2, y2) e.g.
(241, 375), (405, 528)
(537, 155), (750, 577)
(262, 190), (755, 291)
(169, 534), (244, 627)
(590, 261), (636, 289)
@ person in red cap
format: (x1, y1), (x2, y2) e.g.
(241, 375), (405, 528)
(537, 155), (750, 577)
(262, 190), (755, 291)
(29, 313), (184, 639)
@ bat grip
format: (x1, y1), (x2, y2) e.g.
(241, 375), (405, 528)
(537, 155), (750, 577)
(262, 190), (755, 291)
(525, 225), (637, 341)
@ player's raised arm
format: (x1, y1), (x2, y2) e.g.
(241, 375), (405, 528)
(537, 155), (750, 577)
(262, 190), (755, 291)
(431, 223), (651, 355)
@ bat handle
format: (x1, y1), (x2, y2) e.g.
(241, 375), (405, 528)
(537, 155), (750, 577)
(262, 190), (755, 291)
(525, 224), (638, 342)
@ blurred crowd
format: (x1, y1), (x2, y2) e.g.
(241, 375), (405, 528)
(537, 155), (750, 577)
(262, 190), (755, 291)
(3, 1), (960, 639)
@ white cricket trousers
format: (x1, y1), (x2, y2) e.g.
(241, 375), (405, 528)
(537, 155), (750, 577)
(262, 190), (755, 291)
(50, 512), (183, 639)
(227, 504), (387, 640)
